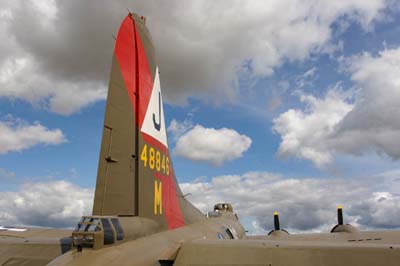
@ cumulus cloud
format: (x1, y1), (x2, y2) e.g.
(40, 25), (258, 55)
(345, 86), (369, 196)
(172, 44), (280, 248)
(180, 171), (400, 233)
(273, 88), (353, 166)
(0, 180), (93, 228)
(174, 125), (252, 166)
(273, 47), (400, 166)
(1, 170), (399, 232)
(167, 119), (194, 141)
(336, 48), (400, 158)
(0, 116), (66, 154)
(0, 0), (395, 113)
(0, 56), (107, 115)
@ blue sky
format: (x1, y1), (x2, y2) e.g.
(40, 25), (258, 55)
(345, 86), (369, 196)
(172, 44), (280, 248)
(1, 0), (400, 232)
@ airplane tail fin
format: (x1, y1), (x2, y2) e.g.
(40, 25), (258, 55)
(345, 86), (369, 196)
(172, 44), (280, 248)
(92, 14), (203, 230)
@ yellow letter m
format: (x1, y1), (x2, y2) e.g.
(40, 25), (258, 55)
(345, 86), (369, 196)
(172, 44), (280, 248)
(154, 180), (162, 215)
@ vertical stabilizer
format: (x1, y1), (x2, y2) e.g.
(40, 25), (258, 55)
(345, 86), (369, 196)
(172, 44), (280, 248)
(93, 14), (204, 230)
(92, 15), (138, 216)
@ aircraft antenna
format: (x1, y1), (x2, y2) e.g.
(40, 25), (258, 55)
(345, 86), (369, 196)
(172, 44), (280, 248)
(273, 211), (280, 231)
(337, 205), (343, 225)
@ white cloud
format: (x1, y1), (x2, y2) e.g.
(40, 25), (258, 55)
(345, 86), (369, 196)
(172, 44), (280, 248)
(180, 171), (400, 233)
(0, 180), (93, 228)
(146, 0), (393, 103)
(0, 117), (66, 154)
(0, 170), (399, 232)
(336, 48), (400, 158)
(273, 47), (400, 166)
(174, 125), (252, 166)
(273, 89), (353, 166)
(167, 119), (194, 141)
(29, 0), (58, 23)
(0, 0), (395, 113)
(0, 56), (107, 115)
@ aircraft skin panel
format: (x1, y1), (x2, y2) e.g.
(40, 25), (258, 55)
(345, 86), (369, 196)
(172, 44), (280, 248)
(174, 239), (400, 266)
(0, 227), (72, 265)
(114, 15), (137, 112)
(135, 19), (154, 128)
(92, 53), (137, 216)
(154, 172), (184, 229)
(46, 219), (400, 266)
(246, 230), (400, 244)
(47, 215), (246, 266)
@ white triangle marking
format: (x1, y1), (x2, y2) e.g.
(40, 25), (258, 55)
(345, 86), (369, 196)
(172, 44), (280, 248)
(140, 67), (168, 148)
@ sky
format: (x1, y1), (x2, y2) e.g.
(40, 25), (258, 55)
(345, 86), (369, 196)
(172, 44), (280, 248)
(1, 0), (400, 234)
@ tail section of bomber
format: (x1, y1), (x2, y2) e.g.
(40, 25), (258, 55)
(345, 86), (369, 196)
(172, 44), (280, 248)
(92, 14), (204, 230)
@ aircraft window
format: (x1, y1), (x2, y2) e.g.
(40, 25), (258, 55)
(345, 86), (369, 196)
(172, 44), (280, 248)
(74, 218), (101, 233)
(87, 219), (101, 232)
(225, 228), (234, 239)
(206, 211), (221, 218)
(111, 218), (124, 241)
(74, 223), (81, 232)
(78, 224), (87, 232)
(101, 218), (115, 245)
(74, 217), (88, 231)
(84, 218), (94, 231)
(77, 217), (89, 232)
